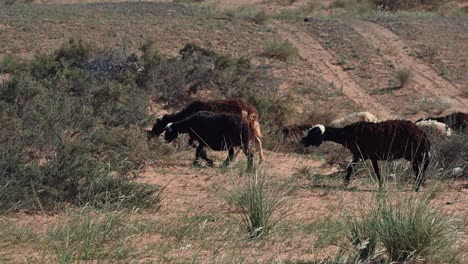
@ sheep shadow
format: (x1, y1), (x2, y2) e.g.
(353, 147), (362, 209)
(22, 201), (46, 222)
(306, 183), (377, 193)
(304, 171), (399, 193)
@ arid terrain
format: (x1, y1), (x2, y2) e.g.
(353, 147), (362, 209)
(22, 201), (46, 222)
(0, 0), (467, 263)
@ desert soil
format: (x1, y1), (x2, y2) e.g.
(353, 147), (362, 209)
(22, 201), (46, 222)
(0, 0), (467, 262)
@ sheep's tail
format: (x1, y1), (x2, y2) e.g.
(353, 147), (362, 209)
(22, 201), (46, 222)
(242, 110), (262, 138)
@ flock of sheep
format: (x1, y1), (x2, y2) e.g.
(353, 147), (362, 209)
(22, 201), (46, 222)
(147, 98), (467, 192)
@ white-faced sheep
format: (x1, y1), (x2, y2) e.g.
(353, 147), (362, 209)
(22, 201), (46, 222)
(146, 98), (263, 162)
(415, 120), (452, 138)
(301, 120), (431, 192)
(164, 111), (253, 169)
(416, 112), (467, 131)
(329, 111), (378, 127)
(282, 111), (378, 139)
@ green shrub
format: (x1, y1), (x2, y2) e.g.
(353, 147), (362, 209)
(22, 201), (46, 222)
(0, 40), (284, 212)
(433, 132), (468, 175)
(371, 0), (446, 11)
(331, 0), (353, 8)
(0, 39), (162, 213)
(225, 7), (268, 24)
(262, 40), (298, 62)
(303, 0), (322, 13)
(233, 171), (287, 238)
(47, 210), (146, 262)
(345, 192), (464, 262)
(0, 54), (24, 73)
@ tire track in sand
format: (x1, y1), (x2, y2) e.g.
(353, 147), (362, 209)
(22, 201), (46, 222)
(352, 21), (468, 113)
(272, 21), (394, 120)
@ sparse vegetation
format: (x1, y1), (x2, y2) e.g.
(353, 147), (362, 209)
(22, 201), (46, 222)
(225, 6), (268, 24)
(232, 171), (288, 238)
(0, 39), (163, 212)
(1, 1), (467, 262)
(392, 67), (412, 87)
(433, 131), (468, 176)
(345, 192), (464, 262)
(303, 0), (321, 13)
(0, 54), (23, 73)
(262, 40), (298, 62)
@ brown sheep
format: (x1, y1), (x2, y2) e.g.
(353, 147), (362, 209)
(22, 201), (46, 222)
(147, 98), (264, 162)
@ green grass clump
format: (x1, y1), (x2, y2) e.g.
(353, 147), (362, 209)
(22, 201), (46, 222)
(345, 192), (464, 262)
(225, 7), (268, 24)
(262, 40), (298, 62)
(47, 209), (153, 262)
(233, 171), (287, 238)
(0, 54), (24, 73)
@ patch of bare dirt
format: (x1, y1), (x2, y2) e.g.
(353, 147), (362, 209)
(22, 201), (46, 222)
(371, 16), (468, 96)
(351, 21), (468, 117)
(272, 21), (394, 120)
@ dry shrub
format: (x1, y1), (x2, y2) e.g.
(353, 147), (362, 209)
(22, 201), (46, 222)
(372, 0), (446, 11)
(262, 40), (298, 62)
(392, 67), (412, 87)
(303, 0), (322, 13)
(437, 1), (465, 16)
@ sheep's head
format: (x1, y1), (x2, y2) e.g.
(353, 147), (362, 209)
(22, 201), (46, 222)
(164, 123), (179, 142)
(147, 115), (167, 139)
(415, 117), (430, 124)
(301, 125), (325, 147)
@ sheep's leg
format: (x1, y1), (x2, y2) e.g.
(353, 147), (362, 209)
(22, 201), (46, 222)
(222, 147), (235, 167)
(193, 145), (202, 167)
(371, 159), (383, 188)
(195, 145), (214, 167)
(412, 161), (422, 192)
(199, 146), (214, 167)
(344, 156), (359, 187)
(232, 148), (242, 162)
(242, 146), (254, 171)
(188, 137), (197, 148)
(255, 136), (264, 163)
(413, 157), (429, 192)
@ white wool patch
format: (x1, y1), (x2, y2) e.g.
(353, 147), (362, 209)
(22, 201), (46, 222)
(416, 120), (452, 137)
(165, 123), (173, 132)
(308, 124), (325, 135)
(330, 111), (378, 127)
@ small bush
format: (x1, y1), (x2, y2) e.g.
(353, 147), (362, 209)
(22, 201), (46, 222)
(303, 0), (322, 13)
(262, 40), (298, 62)
(273, 8), (305, 21)
(345, 192), (464, 262)
(330, 0), (349, 8)
(433, 132), (468, 175)
(225, 7), (268, 24)
(233, 171), (287, 238)
(392, 67), (412, 87)
(0, 39), (163, 213)
(0, 54), (23, 73)
(371, 0), (446, 11)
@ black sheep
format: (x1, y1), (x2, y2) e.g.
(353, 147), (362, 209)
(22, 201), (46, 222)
(164, 111), (253, 169)
(301, 120), (431, 191)
(147, 98), (263, 162)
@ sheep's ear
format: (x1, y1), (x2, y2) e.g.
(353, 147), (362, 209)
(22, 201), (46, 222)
(165, 123), (173, 132)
